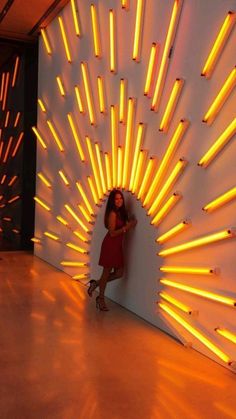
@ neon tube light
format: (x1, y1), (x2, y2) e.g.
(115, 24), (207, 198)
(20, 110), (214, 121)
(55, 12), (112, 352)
(117, 146), (123, 188)
(159, 292), (192, 314)
(215, 328), (236, 344)
(44, 231), (60, 241)
(31, 238), (41, 244)
(86, 136), (103, 199)
(56, 76), (66, 96)
(4, 111), (10, 127)
(58, 16), (72, 63)
(65, 204), (89, 232)
(129, 123), (144, 191)
(95, 143), (106, 194)
(122, 98), (135, 189)
(67, 113), (85, 161)
(47, 120), (64, 152)
(32, 127), (47, 149)
(1, 174), (6, 184)
(81, 62), (96, 125)
(12, 56), (20, 87)
(73, 274), (89, 280)
(111, 105), (118, 187)
(203, 186), (236, 212)
(160, 266), (216, 275)
(38, 99), (46, 113)
(201, 12), (236, 78)
(56, 215), (69, 226)
(2, 72), (9, 111)
(14, 111), (21, 126)
(151, 192), (181, 226)
(0, 73), (5, 101)
(76, 182), (94, 215)
(41, 28), (52, 55)
(12, 132), (24, 157)
(159, 79), (184, 132)
(104, 153), (112, 191)
(73, 230), (88, 243)
(59, 170), (70, 186)
(119, 78), (126, 123)
(144, 43), (158, 96)
(121, 0), (129, 10)
(97, 76), (106, 113)
(203, 67), (236, 124)
(91, 4), (101, 57)
(61, 261), (87, 267)
(132, 0), (145, 62)
(71, 0), (81, 36)
(159, 228), (235, 257)
(156, 219), (190, 244)
(3, 136), (13, 163)
(132, 150), (147, 194)
(78, 204), (92, 223)
(137, 157), (157, 201)
(37, 172), (52, 188)
(159, 303), (231, 363)
(34, 196), (51, 211)
(66, 242), (88, 254)
(8, 175), (18, 187)
(75, 86), (85, 113)
(87, 176), (99, 205)
(109, 9), (116, 73)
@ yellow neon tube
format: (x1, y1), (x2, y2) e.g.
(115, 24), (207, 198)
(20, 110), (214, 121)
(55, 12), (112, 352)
(203, 187), (236, 212)
(156, 219), (190, 244)
(14, 111), (21, 127)
(37, 172), (52, 188)
(61, 261), (87, 267)
(44, 232), (60, 241)
(75, 86), (84, 113)
(117, 146), (123, 188)
(87, 176), (99, 205)
(159, 79), (184, 132)
(47, 120), (64, 152)
(159, 303), (231, 363)
(31, 238), (41, 244)
(81, 62), (96, 125)
(12, 56), (20, 87)
(0, 140), (3, 159)
(0, 174), (6, 184)
(151, 192), (181, 226)
(159, 228), (235, 257)
(8, 196), (20, 204)
(73, 274), (89, 280)
(59, 170), (70, 186)
(4, 111), (10, 127)
(12, 132), (24, 157)
(104, 152), (112, 191)
(97, 76), (106, 113)
(144, 43), (158, 96)
(2, 72), (9, 111)
(91, 4), (101, 57)
(73, 230), (88, 243)
(129, 123), (144, 191)
(78, 204), (92, 223)
(56, 215), (69, 226)
(159, 292), (191, 314)
(8, 175), (18, 186)
(86, 136), (103, 199)
(32, 127), (47, 149)
(67, 113), (85, 161)
(109, 9), (116, 73)
(41, 28), (52, 55)
(132, 0), (145, 62)
(3, 136), (13, 163)
(71, 0), (81, 36)
(160, 266), (216, 275)
(203, 67), (236, 124)
(215, 328), (236, 344)
(198, 118), (236, 167)
(38, 99), (46, 113)
(201, 12), (236, 78)
(58, 16), (72, 63)
(66, 242), (88, 254)
(76, 182), (94, 215)
(143, 120), (189, 207)
(138, 157), (156, 201)
(65, 204), (89, 232)
(56, 76), (66, 96)
(95, 142), (106, 194)
(119, 78), (126, 123)
(34, 196), (51, 211)
(151, 0), (182, 111)
(121, 0), (129, 9)
(132, 150), (147, 194)
(160, 279), (236, 307)
(148, 158), (187, 216)
(111, 105), (118, 187)
(0, 73), (5, 101)
(122, 98), (135, 189)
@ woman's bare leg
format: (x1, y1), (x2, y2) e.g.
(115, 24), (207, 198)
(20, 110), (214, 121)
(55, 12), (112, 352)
(98, 267), (112, 297)
(107, 267), (124, 282)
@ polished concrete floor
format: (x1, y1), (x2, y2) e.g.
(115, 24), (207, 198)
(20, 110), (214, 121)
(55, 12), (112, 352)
(1, 252), (236, 419)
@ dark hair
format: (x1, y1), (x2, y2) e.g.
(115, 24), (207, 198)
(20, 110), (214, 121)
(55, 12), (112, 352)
(104, 189), (128, 228)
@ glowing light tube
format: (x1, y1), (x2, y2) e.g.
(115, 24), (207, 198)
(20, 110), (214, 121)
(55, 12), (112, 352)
(86, 136), (103, 199)
(129, 123), (145, 191)
(12, 132), (24, 157)
(111, 105), (118, 187)
(202, 67), (236, 124)
(117, 146), (123, 188)
(58, 16), (72, 63)
(201, 12), (236, 78)
(132, 150), (147, 194)
(47, 120), (64, 152)
(4, 111), (10, 127)
(151, 192), (181, 226)
(75, 86), (85, 113)
(122, 98), (135, 189)
(215, 328), (236, 344)
(8, 175), (18, 186)
(144, 43), (158, 96)
(67, 113), (85, 161)
(73, 274), (89, 280)
(109, 10), (116, 73)
(2, 72), (9, 111)
(148, 158), (187, 216)
(66, 242), (88, 254)
(91, 4), (101, 57)
(159, 228), (235, 257)
(0, 140), (3, 159)
(156, 219), (190, 244)
(14, 111), (21, 126)
(38, 99), (46, 113)
(78, 204), (92, 223)
(97, 76), (106, 113)
(61, 261), (87, 267)
(95, 142), (106, 194)
(76, 182), (94, 215)
(71, 0), (81, 36)
(12, 56), (20, 87)
(159, 292), (192, 314)
(122, 0), (129, 9)
(159, 79), (184, 132)
(87, 176), (99, 205)
(44, 231), (60, 241)
(56, 215), (69, 226)
(160, 266), (216, 275)
(119, 78), (126, 123)
(132, 0), (145, 62)
(31, 237), (41, 244)
(38, 172), (52, 188)
(151, 0), (182, 111)
(32, 127), (47, 149)
(159, 303), (231, 363)
(41, 28), (52, 55)
(81, 62), (96, 125)
(65, 204), (89, 232)
(8, 195), (20, 204)
(0, 73), (5, 101)
(198, 118), (236, 167)
(143, 120), (189, 207)
(203, 187), (236, 212)
(59, 170), (70, 186)
(56, 76), (66, 96)
(104, 153), (112, 191)
(34, 196), (51, 211)
(0, 174), (6, 184)
(137, 157), (157, 201)
(160, 279), (236, 307)
(3, 136), (13, 163)
(73, 230), (88, 243)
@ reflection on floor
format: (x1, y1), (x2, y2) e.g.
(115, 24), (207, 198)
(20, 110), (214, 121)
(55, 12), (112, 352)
(0, 251), (236, 419)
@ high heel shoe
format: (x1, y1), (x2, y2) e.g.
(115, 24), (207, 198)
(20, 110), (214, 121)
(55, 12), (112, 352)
(96, 296), (109, 311)
(87, 280), (97, 297)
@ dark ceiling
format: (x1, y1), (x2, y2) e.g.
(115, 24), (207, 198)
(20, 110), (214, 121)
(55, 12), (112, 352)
(0, 0), (69, 69)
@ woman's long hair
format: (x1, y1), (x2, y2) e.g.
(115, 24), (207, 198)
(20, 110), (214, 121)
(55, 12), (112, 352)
(104, 189), (128, 228)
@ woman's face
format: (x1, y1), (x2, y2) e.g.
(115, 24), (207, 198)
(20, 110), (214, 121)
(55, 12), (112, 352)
(114, 193), (123, 208)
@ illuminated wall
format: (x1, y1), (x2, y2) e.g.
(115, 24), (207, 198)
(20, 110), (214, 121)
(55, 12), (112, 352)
(34, 0), (236, 370)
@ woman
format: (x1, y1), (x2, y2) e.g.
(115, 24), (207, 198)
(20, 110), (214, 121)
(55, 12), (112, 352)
(88, 189), (137, 311)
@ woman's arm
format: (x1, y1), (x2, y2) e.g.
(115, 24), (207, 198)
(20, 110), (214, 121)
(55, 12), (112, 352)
(108, 211), (137, 237)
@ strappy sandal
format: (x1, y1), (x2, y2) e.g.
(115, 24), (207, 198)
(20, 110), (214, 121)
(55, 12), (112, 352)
(87, 279), (97, 297)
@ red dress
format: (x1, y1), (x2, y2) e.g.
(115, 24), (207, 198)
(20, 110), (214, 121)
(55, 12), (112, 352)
(99, 214), (125, 269)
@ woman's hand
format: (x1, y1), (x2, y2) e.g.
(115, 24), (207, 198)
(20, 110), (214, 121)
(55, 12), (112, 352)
(126, 218), (137, 230)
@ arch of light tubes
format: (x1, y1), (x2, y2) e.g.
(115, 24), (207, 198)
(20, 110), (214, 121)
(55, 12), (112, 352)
(32, 1), (236, 370)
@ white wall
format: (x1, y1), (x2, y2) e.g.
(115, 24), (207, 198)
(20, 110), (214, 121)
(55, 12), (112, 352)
(35, 0), (236, 370)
